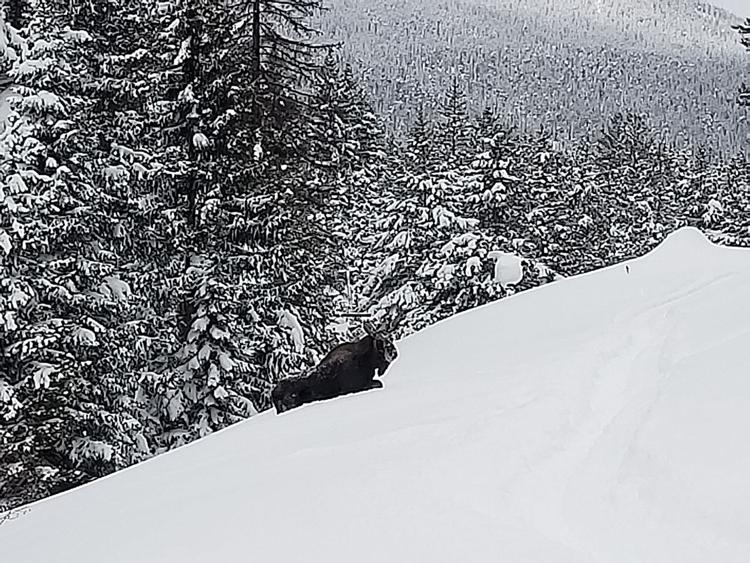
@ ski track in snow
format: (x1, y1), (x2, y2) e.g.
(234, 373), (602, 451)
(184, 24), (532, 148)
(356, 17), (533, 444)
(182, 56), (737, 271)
(2, 227), (750, 562)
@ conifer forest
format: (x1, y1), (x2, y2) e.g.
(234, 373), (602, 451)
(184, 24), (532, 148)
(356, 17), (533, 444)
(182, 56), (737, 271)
(0, 0), (749, 510)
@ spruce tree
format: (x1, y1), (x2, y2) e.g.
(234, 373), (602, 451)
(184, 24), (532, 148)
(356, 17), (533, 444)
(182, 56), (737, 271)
(136, 0), (347, 445)
(475, 105), (500, 142)
(130, 0), (267, 449)
(406, 101), (433, 172)
(246, 0), (330, 137)
(0, 1), (24, 82)
(437, 73), (471, 165)
(217, 0), (345, 393)
(736, 19), (749, 106)
(0, 0), (159, 508)
(307, 51), (386, 175)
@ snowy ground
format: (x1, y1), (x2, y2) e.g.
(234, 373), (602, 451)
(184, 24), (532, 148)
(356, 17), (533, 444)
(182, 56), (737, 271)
(2, 227), (749, 562)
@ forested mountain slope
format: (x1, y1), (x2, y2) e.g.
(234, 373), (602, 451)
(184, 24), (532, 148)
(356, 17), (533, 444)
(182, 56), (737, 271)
(319, 0), (749, 152)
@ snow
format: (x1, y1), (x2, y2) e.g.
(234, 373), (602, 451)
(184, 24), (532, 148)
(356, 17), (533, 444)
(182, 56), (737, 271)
(3, 227), (750, 562)
(0, 228), (11, 255)
(0, 87), (14, 133)
(101, 276), (132, 302)
(277, 309), (306, 353)
(709, 0), (750, 18)
(32, 363), (55, 390)
(488, 249), (524, 287)
(192, 132), (209, 150)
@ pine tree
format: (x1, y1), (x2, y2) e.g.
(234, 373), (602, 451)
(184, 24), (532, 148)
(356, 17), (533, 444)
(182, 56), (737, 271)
(436, 73), (471, 165)
(0, 0), (160, 508)
(406, 101), (433, 172)
(736, 18), (750, 106)
(307, 51), (387, 176)
(134, 0), (349, 446)
(475, 106), (500, 142)
(247, 0), (330, 136)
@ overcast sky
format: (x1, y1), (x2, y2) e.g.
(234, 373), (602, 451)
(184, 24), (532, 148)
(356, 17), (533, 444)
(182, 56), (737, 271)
(708, 0), (749, 18)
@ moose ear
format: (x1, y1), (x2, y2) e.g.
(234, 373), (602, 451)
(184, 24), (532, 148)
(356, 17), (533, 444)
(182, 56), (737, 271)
(362, 320), (376, 336)
(380, 314), (400, 339)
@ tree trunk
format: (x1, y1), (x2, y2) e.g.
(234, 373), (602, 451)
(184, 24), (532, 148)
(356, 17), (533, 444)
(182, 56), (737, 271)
(184, 2), (202, 227)
(252, 0), (261, 127)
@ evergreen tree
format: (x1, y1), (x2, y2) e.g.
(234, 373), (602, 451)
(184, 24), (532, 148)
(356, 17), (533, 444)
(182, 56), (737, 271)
(475, 105), (501, 142)
(214, 0), (346, 391)
(105, 1), (241, 451)
(307, 51), (387, 175)
(588, 112), (678, 261)
(135, 0), (348, 447)
(0, 1), (24, 82)
(468, 123), (526, 231)
(0, 0), (159, 508)
(406, 101), (433, 172)
(437, 73), (471, 165)
(736, 18), (750, 106)
(595, 112), (655, 170)
(246, 0), (330, 134)
(3, 0), (27, 30)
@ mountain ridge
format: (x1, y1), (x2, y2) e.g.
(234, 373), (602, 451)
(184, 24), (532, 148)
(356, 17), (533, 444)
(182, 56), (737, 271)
(319, 0), (749, 152)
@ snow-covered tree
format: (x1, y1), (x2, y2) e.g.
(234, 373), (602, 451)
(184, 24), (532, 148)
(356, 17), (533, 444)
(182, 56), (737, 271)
(136, 255), (261, 451)
(0, 0), (157, 508)
(436, 73), (472, 165)
(737, 18), (750, 107)
(136, 0), (356, 437)
(474, 105), (504, 144)
(306, 51), (387, 176)
(405, 101), (434, 172)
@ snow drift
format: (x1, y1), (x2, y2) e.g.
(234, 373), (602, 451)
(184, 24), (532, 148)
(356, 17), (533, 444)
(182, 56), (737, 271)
(2, 227), (750, 562)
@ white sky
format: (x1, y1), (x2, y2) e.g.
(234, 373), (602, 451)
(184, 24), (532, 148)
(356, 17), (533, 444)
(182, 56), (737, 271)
(709, 0), (749, 18)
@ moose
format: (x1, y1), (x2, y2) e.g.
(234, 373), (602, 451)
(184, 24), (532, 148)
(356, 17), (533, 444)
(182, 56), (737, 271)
(271, 322), (398, 414)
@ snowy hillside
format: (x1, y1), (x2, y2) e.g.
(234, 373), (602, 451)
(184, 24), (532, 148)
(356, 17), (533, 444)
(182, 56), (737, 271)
(2, 227), (750, 562)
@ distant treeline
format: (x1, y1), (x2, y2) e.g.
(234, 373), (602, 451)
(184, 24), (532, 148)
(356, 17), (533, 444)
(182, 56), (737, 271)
(319, 0), (750, 154)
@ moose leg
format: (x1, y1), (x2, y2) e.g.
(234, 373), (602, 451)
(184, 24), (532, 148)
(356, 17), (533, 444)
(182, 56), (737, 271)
(335, 378), (383, 399)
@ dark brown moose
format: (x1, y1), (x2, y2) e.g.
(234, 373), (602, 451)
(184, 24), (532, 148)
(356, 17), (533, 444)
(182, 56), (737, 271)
(271, 323), (398, 414)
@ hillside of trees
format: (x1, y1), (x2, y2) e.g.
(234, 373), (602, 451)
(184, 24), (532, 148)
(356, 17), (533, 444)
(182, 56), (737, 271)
(0, 0), (749, 511)
(318, 0), (750, 153)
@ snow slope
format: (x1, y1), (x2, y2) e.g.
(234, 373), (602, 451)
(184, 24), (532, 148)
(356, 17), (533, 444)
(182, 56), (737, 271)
(2, 227), (750, 562)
